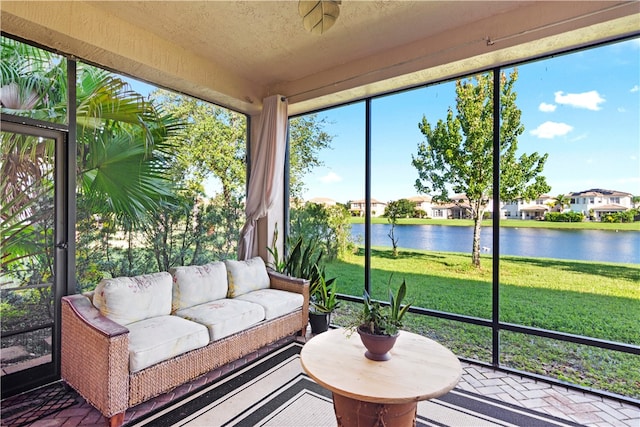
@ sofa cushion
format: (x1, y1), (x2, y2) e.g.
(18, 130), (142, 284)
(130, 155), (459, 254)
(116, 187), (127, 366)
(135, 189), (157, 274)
(224, 257), (270, 298)
(235, 289), (304, 320)
(127, 315), (209, 373)
(175, 299), (265, 341)
(93, 272), (172, 325)
(170, 262), (228, 312)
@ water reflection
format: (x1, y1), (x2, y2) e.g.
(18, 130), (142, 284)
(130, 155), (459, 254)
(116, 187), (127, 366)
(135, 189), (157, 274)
(351, 224), (639, 263)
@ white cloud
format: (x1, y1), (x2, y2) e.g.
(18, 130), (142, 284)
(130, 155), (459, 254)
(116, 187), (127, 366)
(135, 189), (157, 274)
(531, 121), (573, 139)
(319, 171), (342, 184)
(618, 107), (626, 113)
(539, 102), (556, 112)
(554, 90), (605, 110)
(631, 85), (639, 93)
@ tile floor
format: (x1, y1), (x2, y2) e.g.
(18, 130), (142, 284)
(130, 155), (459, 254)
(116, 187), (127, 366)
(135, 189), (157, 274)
(3, 334), (639, 427)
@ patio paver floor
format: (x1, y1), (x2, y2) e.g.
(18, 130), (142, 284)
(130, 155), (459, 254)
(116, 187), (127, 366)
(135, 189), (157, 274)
(3, 333), (638, 427)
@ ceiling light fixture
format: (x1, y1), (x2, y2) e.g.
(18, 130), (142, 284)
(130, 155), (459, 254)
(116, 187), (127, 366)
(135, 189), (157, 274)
(298, 1), (341, 35)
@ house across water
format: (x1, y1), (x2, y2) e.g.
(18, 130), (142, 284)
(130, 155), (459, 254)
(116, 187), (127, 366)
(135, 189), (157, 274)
(339, 188), (635, 220)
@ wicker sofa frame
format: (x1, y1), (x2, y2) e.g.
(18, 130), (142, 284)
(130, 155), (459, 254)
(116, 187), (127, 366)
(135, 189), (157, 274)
(61, 270), (309, 427)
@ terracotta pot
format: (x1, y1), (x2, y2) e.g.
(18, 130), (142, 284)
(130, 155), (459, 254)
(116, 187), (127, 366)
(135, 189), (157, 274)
(357, 326), (399, 361)
(333, 393), (417, 426)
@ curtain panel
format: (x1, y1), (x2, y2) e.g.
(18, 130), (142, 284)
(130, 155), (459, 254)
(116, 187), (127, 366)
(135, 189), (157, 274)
(238, 95), (288, 260)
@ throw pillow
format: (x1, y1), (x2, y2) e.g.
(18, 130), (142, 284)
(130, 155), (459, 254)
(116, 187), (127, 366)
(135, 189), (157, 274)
(93, 272), (172, 325)
(224, 257), (270, 298)
(170, 261), (228, 311)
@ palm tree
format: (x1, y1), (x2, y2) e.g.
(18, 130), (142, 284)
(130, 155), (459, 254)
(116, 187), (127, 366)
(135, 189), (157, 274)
(1, 39), (66, 274)
(75, 67), (184, 224)
(1, 37), (183, 276)
(552, 194), (570, 212)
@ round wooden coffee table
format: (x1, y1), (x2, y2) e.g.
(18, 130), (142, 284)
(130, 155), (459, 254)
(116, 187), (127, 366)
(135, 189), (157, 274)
(300, 328), (461, 427)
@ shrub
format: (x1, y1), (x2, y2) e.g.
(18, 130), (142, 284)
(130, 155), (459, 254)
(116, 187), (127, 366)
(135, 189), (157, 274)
(602, 210), (636, 223)
(545, 211), (585, 222)
(289, 202), (353, 260)
(0, 300), (26, 321)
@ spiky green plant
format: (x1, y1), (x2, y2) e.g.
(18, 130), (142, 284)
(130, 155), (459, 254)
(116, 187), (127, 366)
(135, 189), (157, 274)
(355, 279), (411, 336)
(267, 229), (335, 297)
(310, 266), (340, 314)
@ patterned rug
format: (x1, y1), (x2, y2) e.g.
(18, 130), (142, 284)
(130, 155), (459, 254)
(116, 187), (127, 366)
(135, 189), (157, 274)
(131, 341), (581, 427)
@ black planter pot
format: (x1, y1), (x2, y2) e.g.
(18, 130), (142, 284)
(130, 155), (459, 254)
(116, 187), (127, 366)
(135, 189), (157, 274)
(309, 312), (330, 334)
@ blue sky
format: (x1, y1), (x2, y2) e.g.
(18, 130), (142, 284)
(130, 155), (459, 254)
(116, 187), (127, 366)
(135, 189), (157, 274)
(127, 38), (639, 204)
(301, 37), (640, 204)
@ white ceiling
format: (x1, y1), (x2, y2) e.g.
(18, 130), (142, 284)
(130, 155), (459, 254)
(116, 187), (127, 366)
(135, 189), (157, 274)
(2, 1), (639, 115)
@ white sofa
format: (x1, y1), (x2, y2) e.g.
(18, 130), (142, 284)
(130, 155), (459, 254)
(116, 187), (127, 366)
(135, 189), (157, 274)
(61, 257), (309, 427)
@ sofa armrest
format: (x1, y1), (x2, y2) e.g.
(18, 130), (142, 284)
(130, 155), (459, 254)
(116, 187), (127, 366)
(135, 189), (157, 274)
(61, 294), (130, 418)
(64, 294), (129, 337)
(267, 270), (309, 298)
(267, 270), (310, 333)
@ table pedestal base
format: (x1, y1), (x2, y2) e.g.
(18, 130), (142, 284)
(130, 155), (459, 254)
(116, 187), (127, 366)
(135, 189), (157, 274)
(332, 393), (417, 427)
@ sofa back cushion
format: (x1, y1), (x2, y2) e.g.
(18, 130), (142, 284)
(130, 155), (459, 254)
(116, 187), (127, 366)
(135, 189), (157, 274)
(225, 257), (270, 298)
(93, 272), (172, 325)
(169, 261), (228, 311)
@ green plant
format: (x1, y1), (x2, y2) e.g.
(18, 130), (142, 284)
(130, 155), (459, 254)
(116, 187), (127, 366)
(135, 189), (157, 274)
(267, 228), (335, 296)
(289, 201), (354, 260)
(351, 278), (411, 336)
(310, 268), (340, 314)
(545, 211), (585, 222)
(286, 237), (324, 289)
(0, 301), (26, 320)
(266, 227), (287, 272)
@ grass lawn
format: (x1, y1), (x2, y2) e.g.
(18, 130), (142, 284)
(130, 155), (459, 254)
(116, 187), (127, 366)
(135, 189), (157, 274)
(350, 217), (640, 231)
(325, 246), (640, 398)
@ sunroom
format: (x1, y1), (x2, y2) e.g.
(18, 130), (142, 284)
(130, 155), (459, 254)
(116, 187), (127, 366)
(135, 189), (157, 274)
(1, 1), (639, 425)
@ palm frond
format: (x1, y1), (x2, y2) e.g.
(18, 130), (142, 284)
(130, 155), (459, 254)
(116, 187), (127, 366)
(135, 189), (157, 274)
(78, 130), (177, 225)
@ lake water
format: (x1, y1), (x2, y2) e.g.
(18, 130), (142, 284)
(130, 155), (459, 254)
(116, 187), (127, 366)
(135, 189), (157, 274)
(351, 223), (640, 264)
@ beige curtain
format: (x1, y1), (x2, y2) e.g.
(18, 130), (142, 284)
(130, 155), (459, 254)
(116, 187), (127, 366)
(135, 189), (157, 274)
(237, 95), (288, 260)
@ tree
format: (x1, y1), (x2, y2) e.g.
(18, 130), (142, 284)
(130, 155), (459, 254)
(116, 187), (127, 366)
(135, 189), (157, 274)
(386, 212), (400, 258)
(73, 67), (184, 280)
(551, 194), (570, 212)
(384, 199), (415, 218)
(75, 75), (183, 225)
(412, 70), (550, 268)
(289, 202), (352, 261)
(1, 39), (67, 278)
(1, 39), (181, 226)
(148, 91), (247, 266)
(383, 199), (415, 257)
(151, 90), (247, 202)
(1, 38), (182, 285)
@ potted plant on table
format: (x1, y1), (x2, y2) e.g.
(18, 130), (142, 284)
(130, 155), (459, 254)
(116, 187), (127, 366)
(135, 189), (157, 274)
(309, 269), (340, 334)
(349, 279), (411, 361)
